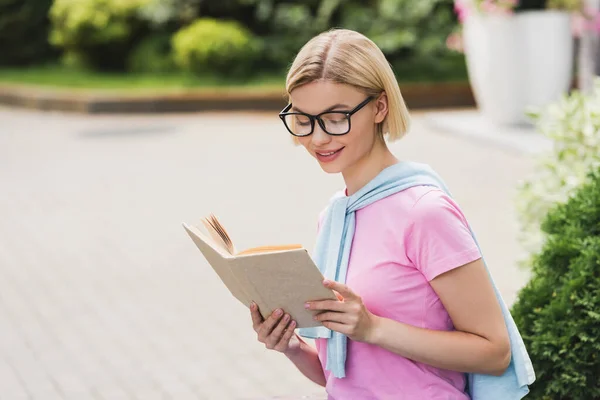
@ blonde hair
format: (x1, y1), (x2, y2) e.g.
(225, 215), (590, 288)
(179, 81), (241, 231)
(285, 28), (410, 142)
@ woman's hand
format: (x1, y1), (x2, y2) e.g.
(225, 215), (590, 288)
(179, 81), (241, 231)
(250, 302), (300, 355)
(306, 279), (380, 344)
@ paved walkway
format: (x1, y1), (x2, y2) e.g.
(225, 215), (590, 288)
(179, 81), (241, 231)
(0, 107), (534, 399)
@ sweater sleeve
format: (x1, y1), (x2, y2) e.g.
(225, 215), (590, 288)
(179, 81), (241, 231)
(405, 189), (482, 281)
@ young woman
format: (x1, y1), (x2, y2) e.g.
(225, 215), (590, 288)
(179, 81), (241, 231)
(249, 29), (512, 399)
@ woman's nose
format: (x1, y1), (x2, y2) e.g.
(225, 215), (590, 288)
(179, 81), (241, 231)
(311, 123), (331, 146)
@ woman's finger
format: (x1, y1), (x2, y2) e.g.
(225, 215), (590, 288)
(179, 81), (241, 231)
(306, 299), (346, 312)
(250, 302), (263, 331)
(258, 308), (284, 342)
(274, 320), (297, 352)
(322, 320), (350, 335)
(265, 313), (291, 349)
(315, 311), (350, 324)
(323, 280), (358, 300)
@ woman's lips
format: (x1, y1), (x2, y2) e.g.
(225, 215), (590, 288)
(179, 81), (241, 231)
(315, 147), (345, 163)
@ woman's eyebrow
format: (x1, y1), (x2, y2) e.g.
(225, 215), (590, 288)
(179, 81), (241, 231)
(291, 103), (349, 114)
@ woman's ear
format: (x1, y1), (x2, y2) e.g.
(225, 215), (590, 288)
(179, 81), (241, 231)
(374, 92), (389, 124)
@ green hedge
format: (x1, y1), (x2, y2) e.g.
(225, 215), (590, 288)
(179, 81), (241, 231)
(49, 0), (150, 70)
(127, 33), (176, 73)
(140, 0), (462, 75)
(511, 167), (600, 399)
(172, 18), (260, 77)
(234, 0), (459, 73)
(0, 0), (55, 66)
(41, 0), (463, 78)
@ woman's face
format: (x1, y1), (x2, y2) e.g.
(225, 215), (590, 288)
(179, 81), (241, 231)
(288, 81), (386, 174)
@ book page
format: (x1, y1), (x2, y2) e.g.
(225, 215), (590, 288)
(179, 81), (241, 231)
(203, 215), (302, 256)
(237, 244), (303, 256)
(201, 214), (235, 255)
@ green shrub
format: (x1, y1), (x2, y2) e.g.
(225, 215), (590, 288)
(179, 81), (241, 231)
(344, 0), (457, 63)
(237, 0), (459, 74)
(511, 167), (600, 400)
(138, 0), (200, 27)
(516, 80), (600, 257)
(49, 0), (150, 70)
(172, 18), (260, 77)
(0, 0), (56, 66)
(127, 33), (176, 73)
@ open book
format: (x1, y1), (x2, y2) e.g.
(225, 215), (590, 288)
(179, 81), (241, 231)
(182, 214), (337, 328)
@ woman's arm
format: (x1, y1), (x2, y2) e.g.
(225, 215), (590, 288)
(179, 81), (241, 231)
(250, 304), (326, 386)
(369, 258), (511, 376)
(283, 336), (326, 387)
(308, 259), (511, 376)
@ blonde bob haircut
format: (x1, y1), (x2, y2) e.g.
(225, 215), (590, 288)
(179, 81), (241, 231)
(285, 28), (410, 143)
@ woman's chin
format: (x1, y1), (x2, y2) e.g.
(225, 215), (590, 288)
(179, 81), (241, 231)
(317, 160), (344, 174)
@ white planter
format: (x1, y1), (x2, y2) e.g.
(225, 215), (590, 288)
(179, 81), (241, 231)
(463, 11), (574, 126)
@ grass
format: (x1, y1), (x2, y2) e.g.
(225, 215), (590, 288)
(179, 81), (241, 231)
(0, 56), (468, 93)
(0, 65), (286, 93)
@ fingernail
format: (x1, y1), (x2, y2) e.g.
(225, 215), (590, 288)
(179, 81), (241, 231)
(304, 303), (310, 309)
(323, 279), (330, 286)
(275, 309), (283, 316)
(290, 321), (296, 328)
(283, 314), (290, 322)
(250, 302), (256, 310)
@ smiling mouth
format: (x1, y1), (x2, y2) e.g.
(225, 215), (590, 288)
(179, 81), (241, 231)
(315, 148), (344, 156)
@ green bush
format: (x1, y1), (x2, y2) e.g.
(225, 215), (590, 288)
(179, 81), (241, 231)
(0, 0), (56, 66)
(511, 167), (600, 400)
(138, 0), (200, 27)
(516, 80), (600, 257)
(127, 33), (176, 73)
(49, 0), (151, 70)
(236, 0), (460, 74)
(172, 18), (260, 77)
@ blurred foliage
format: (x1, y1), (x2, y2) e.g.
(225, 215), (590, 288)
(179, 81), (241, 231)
(134, 0), (462, 76)
(516, 80), (600, 257)
(0, 0), (56, 66)
(127, 33), (176, 73)
(228, 0), (459, 73)
(138, 0), (201, 28)
(49, 0), (150, 70)
(511, 166), (600, 399)
(40, 0), (464, 79)
(172, 18), (261, 77)
(517, 0), (582, 11)
(0, 64), (285, 91)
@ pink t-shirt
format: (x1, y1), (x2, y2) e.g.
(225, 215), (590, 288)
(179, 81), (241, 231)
(315, 186), (482, 400)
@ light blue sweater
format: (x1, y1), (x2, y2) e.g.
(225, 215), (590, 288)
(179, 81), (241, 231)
(297, 161), (536, 399)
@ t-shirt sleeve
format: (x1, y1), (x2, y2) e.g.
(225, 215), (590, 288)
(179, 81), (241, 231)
(405, 189), (482, 281)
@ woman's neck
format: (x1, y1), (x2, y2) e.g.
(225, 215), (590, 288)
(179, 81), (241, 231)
(342, 138), (399, 196)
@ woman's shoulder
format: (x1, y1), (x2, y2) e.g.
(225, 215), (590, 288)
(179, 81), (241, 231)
(369, 185), (446, 212)
(363, 186), (468, 234)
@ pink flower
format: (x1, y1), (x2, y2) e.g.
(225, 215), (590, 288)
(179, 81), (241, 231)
(590, 9), (600, 33)
(480, 0), (499, 13)
(446, 32), (464, 53)
(454, 0), (471, 23)
(572, 7), (600, 37)
(454, 0), (516, 23)
(572, 13), (587, 37)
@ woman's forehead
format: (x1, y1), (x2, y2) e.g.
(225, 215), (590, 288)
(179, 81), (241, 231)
(289, 81), (364, 113)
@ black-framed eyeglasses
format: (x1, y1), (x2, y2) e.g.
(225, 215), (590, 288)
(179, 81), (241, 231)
(279, 96), (374, 137)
